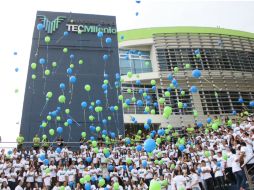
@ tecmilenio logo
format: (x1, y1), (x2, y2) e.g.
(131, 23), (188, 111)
(37, 15), (66, 34)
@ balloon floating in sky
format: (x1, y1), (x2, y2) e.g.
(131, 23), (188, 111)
(37, 23), (44, 31)
(39, 58), (46, 65)
(136, 0), (141, 3)
(15, 68), (19, 72)
(135, 12), (139, 16)
(97, 31), (103, 38)
(192, 69), (202, 78)
(105, 37), (112, 45)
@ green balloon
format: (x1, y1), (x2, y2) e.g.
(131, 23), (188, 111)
(93, 147), (99, 153)
(123, 103), (128, 108)
(44, 36), (51, 43)
(89, 115), (94, 121)
(113, 182), (120, 190)
(95, 107), (100, 113)
(137, 130), (142, 135)
(46, 91), (53, 99)
(143, 92), (147, 97)
(151, 80), (156, 85)
(92, 140), (97, 147)
(154, 160), (159, 165)
(84, 84), (91, 92)
(227, 119), (232, 126)
(170, 164), (175, 169)
(65, 109), (70, 114)
(42, 134), (47, 139)
(79, 59), (84, 65)
(114, 106), (118, 111)
(127, 72), (132, 78)
(212, 123), (219, 131)
(70, 64), (74, 69)
(166, 136), (171, 141)
(58, 95), (66, 104)
(56, 116), (61, 121)
(144, 107), (149, 112)
(179, 138), (185, 145)
(31, 63), (37, 70)
(126, 158), (132, 164)
(45, 69), (50, 76)
(46, 115), (52, 121)
(131, 97), (136, 102)
(156, 138), (161, 144)
(63, 48), (68, 53)
(64, 122), (68, 127)
(165, 91), (170, 97)
(205, 129), (209, 134)
(181, 91), (185, 96)
(49, 129), (54, 136)
(84, 174), (91, 182)
(167, 124), (173, 130)
(118, 95), (123, 101)
(32, 74), (37, 80)
(169, 83), (174, 89)
(52, 62), (57, 67)
(159, 98), (165, 104)
(185, 63), (191, 69)
(223, 154), (228, 161)
(205, 150), (211, 158)
(149, 181), (161, 190)
(178, 102), (183, 109)
(151, 109), (156, 115)
(80, 178), (85, 184)
(41, 122), (47, 128)
(107, 116), (112, 120)
(164, 106), (172, 115)
(145, 61), (150, 67)
(81, 132), (86, 138)
(193, 110), (198, 117)
(104, 80), (108, 85)
(45, 168), (51, 174)
(96, 126), (101, 132)
(174, 67), (179, 73)
(91, 102), (95, 106)
(98, 178), (105, 187)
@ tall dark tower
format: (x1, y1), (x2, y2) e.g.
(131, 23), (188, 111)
(20, 11), (124, 145)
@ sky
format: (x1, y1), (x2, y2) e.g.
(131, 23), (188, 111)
(0, 0), (254, 147)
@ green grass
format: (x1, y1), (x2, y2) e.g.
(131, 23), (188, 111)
(118, 26), (254, 42)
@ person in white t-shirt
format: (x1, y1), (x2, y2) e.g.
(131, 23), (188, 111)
(14, 180), (23, 190)
(171, 170), (186, 190)
(200, 160), (214, 190)
(57, 166), (66, 185)
(189, 168), (200, 190)
(211, 159), (226, 190)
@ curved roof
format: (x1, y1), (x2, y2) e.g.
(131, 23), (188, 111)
(117, 26), (254, 42)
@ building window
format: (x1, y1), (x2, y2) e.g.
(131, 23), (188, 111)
(119, 49), (153, 75)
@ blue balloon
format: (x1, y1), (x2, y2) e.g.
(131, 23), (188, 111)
(110, 106), (115, 112)
(137, 100), (143, 107)
(102, 119), (107, 125)
(90, 136), (95, 141)
(40, 154), (45, 161)
(136, 145), (142, 152)
(198, 168), (202, 174)
(67, 119), (73, 125)
(57, 107), (61, 111)
(110, 132), (116, 139)
(179, 145), (185, 152)
(139, 89), (143, 94)
(147, 118), (152, 124)
(120, 35), (124, 40)
(89, 126), (95, 132)
(167, 74), (173, 81)
(232, 110), (237, 115)
(115, 81), (120, 88)
(89, 105), (93, 111)
(144, 88), (149, 92)
(69, 76), (77, 84)
(152, 86), (156, 91)
(216, 161), (221, 167)
(144, 123), (150, 130)
(183, 103), (188, 109)
(192, 69), (202, 78)
(96, 100), (101, 105)
(105, 37), (112, 44)
(207, 118), (212, 123)
(97, 31), (103, 38)
(104, 73), (109, 79)
(125, 99), (131, 105)
(144, 139), (156, 152)
(57, 127), (63, 134)
(172, 79), (178, 87)
(70, 54), (74, 59)
(15, 68), (19, 72)
(103, 54), (109, 61)
(43, 159), (49, 165)
(142, 160), (147, 168)
(86, 157), (92, 163)
(67, 68), (72, 75)
(136, 0), (141, 3)
(102, 130), (107, 136)
(190, 86), (198, 93)
(197, 122), (203, 128)
(129, 165), (133, 171)
(122, 165), (127, 170)
(158, 129), (165, 136)
(60, 83), (65, 90)
(238, 97), (244, 103)
(56, 147), (61, 154)
(37, 23), (44, 31)
(115, 73), (120, 80)
(153, 102), (158, 108)
(249, 101), (254, 107)
(136, 80), (141, 85)
(125, 138), (131, 145)
(105, 152), (110, 158)
(91, 176), (96, 182)
(81, 101), (87, 108)
(63, 31), (69, 36)
(135, 12), (139, 16)
(108, 164), (114, 171)
(39, 58), (46, 65)
(8, 150), (12, 155)
(194, 49), (200, 55)
(102, 84), (108, 90)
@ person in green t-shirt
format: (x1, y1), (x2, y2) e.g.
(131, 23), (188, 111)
(16, 133), (24, 151)
(33, 134), (40, 151)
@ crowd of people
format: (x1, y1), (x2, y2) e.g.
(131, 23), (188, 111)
(0, 113), (254, 190)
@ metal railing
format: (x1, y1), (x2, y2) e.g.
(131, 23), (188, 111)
(242, 155), (254, 190)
